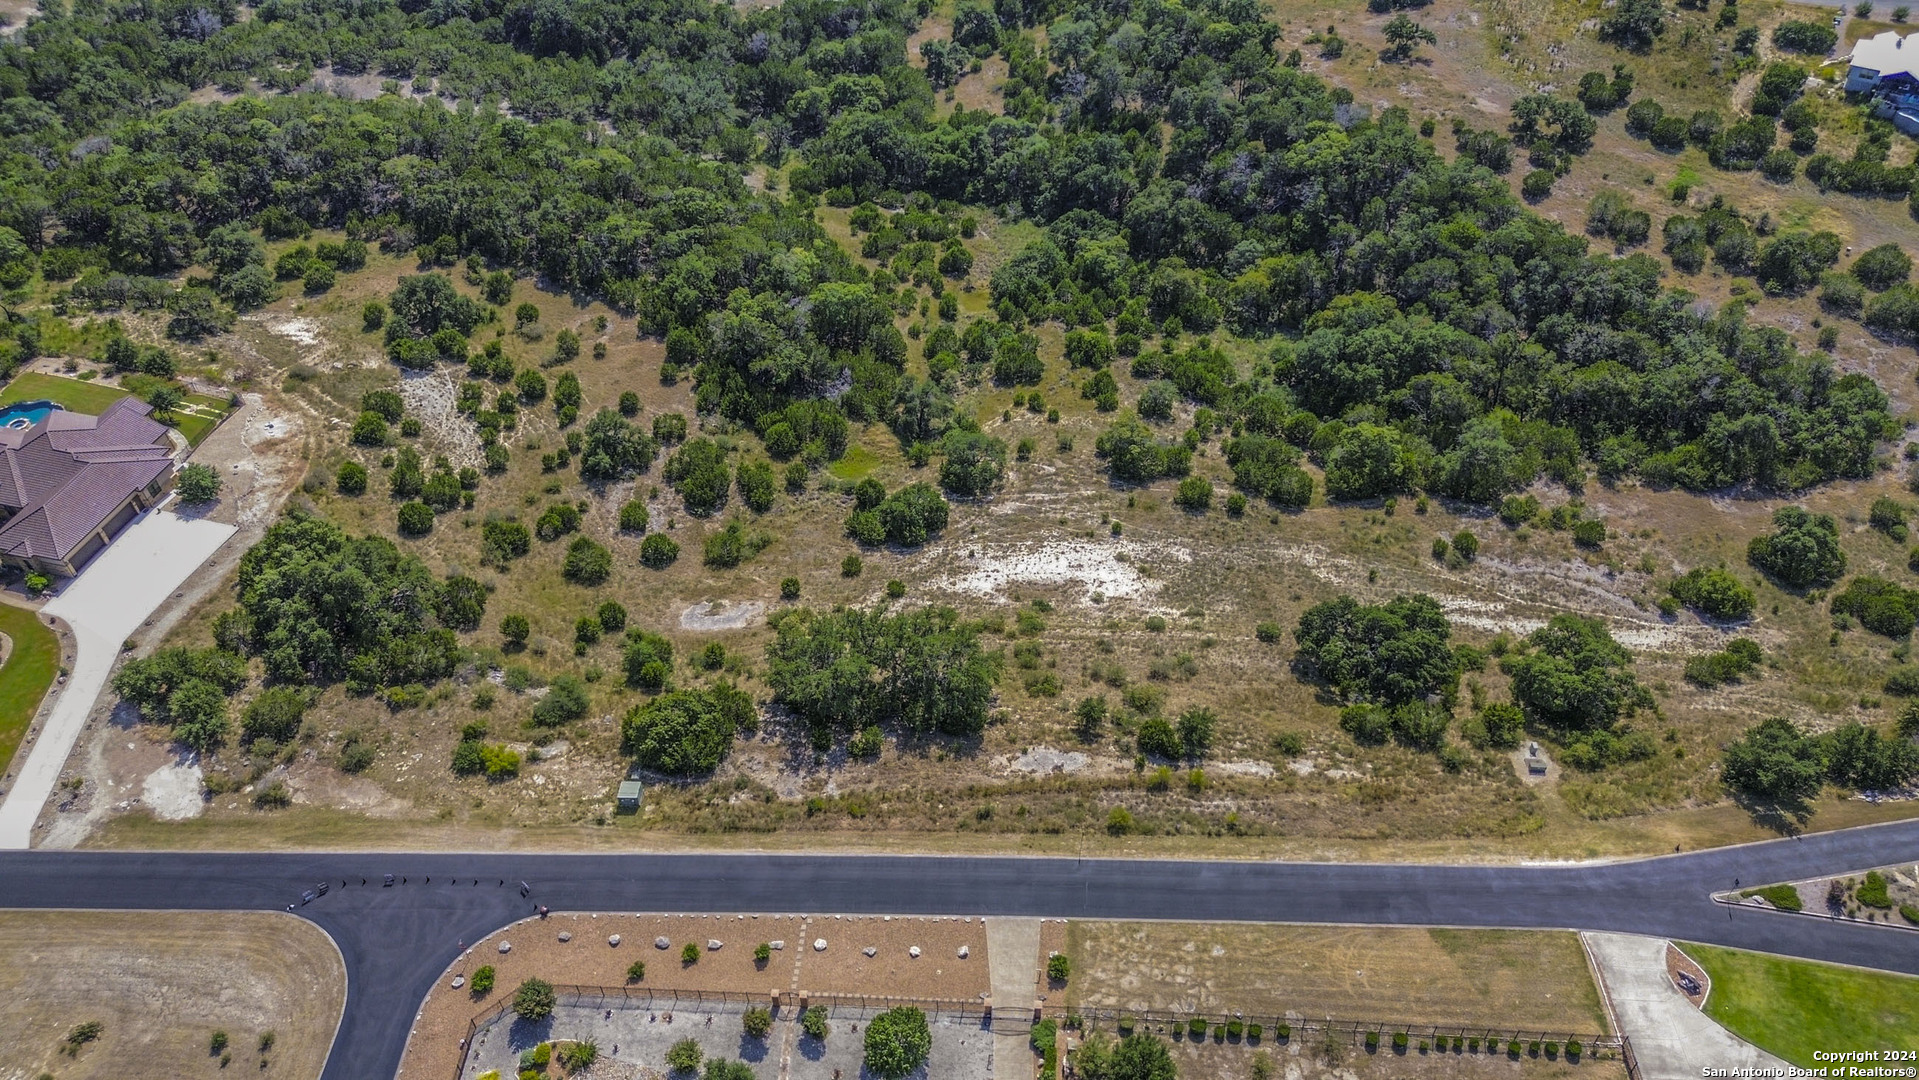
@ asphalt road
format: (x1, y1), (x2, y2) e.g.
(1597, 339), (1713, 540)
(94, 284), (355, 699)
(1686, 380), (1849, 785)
(4, 819), (1919, 1080)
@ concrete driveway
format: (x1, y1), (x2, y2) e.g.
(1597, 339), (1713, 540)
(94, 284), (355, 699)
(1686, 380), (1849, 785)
(0, 509), (235, 848)
(1585, 932), (1792, 1080)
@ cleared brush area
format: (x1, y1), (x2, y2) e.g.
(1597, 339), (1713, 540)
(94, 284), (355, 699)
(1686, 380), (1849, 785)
(0, 910), (344, 1080)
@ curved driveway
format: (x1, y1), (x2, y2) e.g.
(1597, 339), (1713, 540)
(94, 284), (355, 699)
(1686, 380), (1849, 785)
(4, 818), (1919, 1079)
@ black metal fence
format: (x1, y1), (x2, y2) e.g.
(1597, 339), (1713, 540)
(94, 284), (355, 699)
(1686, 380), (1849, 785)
(1062, 1008), (1634, 1076)
(454, 991), (1633, 1080)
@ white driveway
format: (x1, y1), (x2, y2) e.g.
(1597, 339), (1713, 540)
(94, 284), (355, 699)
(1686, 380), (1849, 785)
(0, 509), (235, 848)
(1585, 932), (1793, 1080)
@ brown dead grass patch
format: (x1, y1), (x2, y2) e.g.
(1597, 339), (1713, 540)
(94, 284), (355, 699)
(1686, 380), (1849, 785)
(0, 909), (343, 1080)
(1064, 922), (1610, 1033)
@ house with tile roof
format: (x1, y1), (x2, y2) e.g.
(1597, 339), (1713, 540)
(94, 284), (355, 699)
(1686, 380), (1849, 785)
(0, 397), (177, 578)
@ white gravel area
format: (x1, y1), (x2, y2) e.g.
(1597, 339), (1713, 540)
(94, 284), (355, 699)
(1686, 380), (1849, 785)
(937, 540), (1187, 604)
(139, 758), (206, 821)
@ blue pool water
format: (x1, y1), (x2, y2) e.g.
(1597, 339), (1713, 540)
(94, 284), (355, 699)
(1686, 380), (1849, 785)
(0, 399), (60, 430)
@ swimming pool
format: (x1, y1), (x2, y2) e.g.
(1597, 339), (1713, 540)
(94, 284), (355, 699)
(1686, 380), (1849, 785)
(0, 399), (61, 430)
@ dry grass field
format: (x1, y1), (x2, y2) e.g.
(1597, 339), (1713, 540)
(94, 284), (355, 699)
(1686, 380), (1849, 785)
(1062, 922), (1611, 1033)
(33, 0), (1919, 862)
(0, 910), (344, 1080)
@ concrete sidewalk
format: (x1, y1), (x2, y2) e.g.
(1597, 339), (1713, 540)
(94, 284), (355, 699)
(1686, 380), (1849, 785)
(1585, 932), (1792, 1080)
(986, 917), (1040, 1080)
(0, 510), (234, 848)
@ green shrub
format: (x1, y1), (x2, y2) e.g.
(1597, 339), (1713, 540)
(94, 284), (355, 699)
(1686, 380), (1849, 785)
(562, 536), (612, 584)
(1685, 638), (1763, 686)
(863, 1006), (931, 1079)
(1668, 566), (1755, 620)
(1393, 1032), (1408, 1051)
(469, 965), (495, 993)
(1830, 575), (1919, 637)
(512, 978), (555, 1021)
(1901, 904), (1919, 925)
(1047, 952), (1071, 982)
(801, 1006), (829, 1040)
(682, 941), (701, 964)
(639, 533), (680, 568)
(742, 1006), (773, 1038)
(625, 960), (646, 982)
(1188, 1017), (1208, 1038)
(666, 1037), (703, 1072)
(1858, 870), (1894, 908)
(1031, 1018), (1059, 1073)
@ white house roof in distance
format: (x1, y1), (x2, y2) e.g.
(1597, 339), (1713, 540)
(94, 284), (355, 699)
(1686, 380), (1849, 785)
(1852, 31), (1919, 78)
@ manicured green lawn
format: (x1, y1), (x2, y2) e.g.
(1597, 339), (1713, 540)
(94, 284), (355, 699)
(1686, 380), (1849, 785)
(1686, 942), (1919, 1067)
(0, 602), (59, 780)
(170, 411), (218, 447)
(2, 373), (230, 445)
(0, 372), (132, 416)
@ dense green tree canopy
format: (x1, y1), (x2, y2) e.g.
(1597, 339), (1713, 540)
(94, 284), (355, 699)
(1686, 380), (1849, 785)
(1722, 716), (1824, 808)
(1747, 506), (1846, 589)
(0, 0), (1894, 494)
(621, 684), (755, 775)
(766, 606), (1001, 739)
(1293, 594), (1456, 706)
(1504, 614), (1644, 731)
(227, 511), (463, 689)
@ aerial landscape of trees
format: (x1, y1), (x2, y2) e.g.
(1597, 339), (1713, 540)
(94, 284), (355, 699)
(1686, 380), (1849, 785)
(0, 0), (1895, 501)
(1, 0), (1912, 860)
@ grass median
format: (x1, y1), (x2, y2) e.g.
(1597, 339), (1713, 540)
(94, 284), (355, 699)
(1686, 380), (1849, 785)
(1685, 942), (1919, 1068)
(0, 601), (59, 778)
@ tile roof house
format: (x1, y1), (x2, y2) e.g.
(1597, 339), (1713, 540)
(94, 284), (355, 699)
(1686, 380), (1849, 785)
(0, 397), (176, 577)
(1846, 31), (1919, 134)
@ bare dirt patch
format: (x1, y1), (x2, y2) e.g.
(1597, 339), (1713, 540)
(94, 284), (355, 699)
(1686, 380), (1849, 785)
(139, 756), (206, 821)
(932, 539), (1186, 605)
(0, 909), (343, 1080)
(680, 600), (767, 631)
